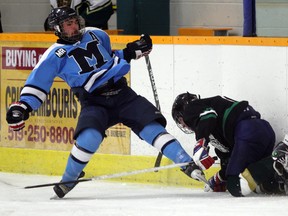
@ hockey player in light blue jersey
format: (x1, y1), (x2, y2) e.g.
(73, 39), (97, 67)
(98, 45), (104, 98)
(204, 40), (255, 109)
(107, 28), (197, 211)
(6, 7), (209, 198)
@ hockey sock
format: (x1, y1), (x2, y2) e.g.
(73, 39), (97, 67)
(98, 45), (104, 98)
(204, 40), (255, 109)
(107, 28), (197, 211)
(161, 140), (192, 164)
(62, 128), (103, 186)
(139, 121), (192, 165)
(241, 168), (257, 192)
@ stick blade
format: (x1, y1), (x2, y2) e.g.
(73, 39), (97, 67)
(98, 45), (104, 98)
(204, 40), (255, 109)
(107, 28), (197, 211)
(154, 152), (163, 171)
(24, 178), (91, 189)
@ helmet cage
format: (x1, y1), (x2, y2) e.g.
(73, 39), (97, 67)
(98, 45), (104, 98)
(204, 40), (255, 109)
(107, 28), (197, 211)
(48, 7), (85, 43)
(175, 116), (194, 134)
(55, 16), (84, 43)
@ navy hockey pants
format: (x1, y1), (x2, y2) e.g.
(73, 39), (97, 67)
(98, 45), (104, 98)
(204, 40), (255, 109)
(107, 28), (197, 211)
(226, 118), (275, 176)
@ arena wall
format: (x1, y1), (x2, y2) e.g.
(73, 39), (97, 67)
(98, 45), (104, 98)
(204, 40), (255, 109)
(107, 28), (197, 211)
(1, 1), (288, 37)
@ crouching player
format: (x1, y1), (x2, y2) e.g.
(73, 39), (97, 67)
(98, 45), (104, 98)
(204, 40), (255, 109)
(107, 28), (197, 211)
(171, 92), (287, 197)
(202, 136), (288, 196)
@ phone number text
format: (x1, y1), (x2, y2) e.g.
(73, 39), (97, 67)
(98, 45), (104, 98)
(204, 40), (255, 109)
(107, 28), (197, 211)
(7, 125), (74, 144)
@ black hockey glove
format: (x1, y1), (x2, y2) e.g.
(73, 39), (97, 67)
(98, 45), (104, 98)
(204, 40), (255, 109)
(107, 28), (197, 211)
(181, 161), (207, 182)
(226, 175), (244, 197)
(6, 101), (31, 131)
(123, 34), (152, 63)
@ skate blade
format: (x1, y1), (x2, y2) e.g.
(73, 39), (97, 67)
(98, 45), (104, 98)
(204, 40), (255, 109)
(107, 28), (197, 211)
(50, 194), (61, 200)
(191, 169), (209, 184)
(197, 175), (209, 184)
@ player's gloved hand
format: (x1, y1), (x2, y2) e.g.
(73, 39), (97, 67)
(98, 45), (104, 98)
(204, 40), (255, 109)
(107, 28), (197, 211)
(226, 175), (243, 197)
(123, 34), (152, 62)
(6, 102), (30, 131)
(192, 138), (215, 170)
(204, 172), (227, 192)
(181, 161), (207, 182)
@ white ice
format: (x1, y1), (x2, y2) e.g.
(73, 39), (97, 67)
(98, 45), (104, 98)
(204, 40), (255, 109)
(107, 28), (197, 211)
(0, 172), (287, 216)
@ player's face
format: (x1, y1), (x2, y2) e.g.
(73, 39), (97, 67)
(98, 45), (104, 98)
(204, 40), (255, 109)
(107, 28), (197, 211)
(62, 18), (80, 38)
(177, 117), (194, 134)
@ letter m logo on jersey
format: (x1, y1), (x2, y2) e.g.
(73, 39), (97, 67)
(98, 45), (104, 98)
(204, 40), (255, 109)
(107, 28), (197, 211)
(68, 38), (107, 74)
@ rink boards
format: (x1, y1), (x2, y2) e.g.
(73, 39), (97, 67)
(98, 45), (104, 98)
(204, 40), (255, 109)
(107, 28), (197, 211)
(1, 33), (288, 188)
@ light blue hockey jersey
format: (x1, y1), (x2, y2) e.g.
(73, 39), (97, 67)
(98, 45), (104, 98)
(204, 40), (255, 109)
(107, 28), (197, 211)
(20, 27), (130, 110)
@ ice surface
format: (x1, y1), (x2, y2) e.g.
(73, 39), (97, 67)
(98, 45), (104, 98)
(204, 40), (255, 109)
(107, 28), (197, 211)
(0, 172), (287, 216)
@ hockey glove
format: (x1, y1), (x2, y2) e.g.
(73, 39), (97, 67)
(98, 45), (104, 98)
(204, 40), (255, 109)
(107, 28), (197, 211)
(6, 101), (30, 131)
(123, 34), (152, 62)
(227, 175), (243, 197)
(204, 172), (227, 192)
(181, 161), (207, 182)
(192, 138), (215, 170)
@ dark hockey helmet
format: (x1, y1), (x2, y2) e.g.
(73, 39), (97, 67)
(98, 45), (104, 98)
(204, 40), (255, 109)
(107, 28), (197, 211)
(171, 92), (199, 133)
(48, 7), (84, 43)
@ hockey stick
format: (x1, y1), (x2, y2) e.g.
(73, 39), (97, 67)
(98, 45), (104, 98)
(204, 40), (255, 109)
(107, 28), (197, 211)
(24, 162), (190, 189)
(144, 55), (163, 168)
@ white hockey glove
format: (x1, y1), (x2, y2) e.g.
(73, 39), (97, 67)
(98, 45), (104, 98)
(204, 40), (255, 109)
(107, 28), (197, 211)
(123, 34), (152, 62)
(6, 101), (30, 131)
(192, 138), (215, 170)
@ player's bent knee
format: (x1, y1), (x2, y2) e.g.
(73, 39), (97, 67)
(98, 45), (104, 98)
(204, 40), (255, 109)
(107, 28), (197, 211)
(72, 128), (103, 164)
(139, 121), (167, 145)
(152, 132), (176, 153)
